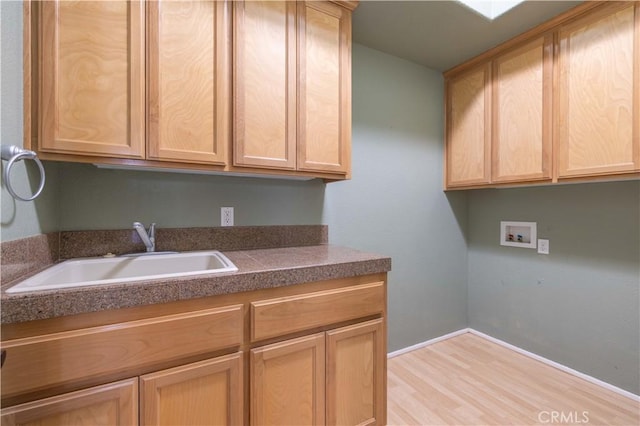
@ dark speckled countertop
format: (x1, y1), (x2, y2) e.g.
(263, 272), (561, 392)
(1, 245), (391, 324)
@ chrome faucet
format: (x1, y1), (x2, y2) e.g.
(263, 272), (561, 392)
(133, 222), (156, 252)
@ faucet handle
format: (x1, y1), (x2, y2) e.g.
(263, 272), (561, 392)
(149, 223), (156, 239)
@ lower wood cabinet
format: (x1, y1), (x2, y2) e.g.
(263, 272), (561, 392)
(1, 274), (388, 426)
(326, 319), (385, 426)
(0, 353), (244, 426)
(0, 378), (138, 426)
(0, 305), (243, 401)
(251, 333), (326, 425)
(251, 319), (385, 426)
(140, 353), (243, 426)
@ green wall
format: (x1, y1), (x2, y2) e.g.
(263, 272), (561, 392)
(57, 164), (324, 230)
(467, 181), (640, 394)
(1, 1), (58, 241)
(324, 45), (469, 351)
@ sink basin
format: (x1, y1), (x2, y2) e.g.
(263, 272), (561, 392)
(6, 251), (238, 294)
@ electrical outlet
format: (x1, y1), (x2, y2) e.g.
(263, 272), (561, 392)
(221, 207), (234, 227)
(537, 239), (549, 254)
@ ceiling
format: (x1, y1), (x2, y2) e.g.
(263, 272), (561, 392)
(352, 0), (584, 71)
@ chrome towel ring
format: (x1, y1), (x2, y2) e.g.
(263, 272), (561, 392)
(1, 145), (46, 201)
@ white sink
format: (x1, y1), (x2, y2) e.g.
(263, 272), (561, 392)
(6, 251), (238, 294)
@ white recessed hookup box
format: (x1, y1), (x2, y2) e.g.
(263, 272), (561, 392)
(500, 221), (537, 249)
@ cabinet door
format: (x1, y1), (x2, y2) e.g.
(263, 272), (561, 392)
(445, 64), (492, 187)
(39, 1), (145, 158)
(147, 0), (230, 165)
(251, 334), (325, 425)
(492, 37), (552, 183)
(0, 378), (137, 426)
(233, 0), (297, 170)
(326, 319), (385, 426)
(297, 2), (351, 175)
(140, 353), (243, 426)
(557, 2), (639, 177)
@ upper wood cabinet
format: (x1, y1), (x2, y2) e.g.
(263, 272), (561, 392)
(492, 36), (552, 184)
(444, 1), (640, 190)
(147, 0), (230, 165)
(445, 63), (492, 187)
(27, 0), (356, 180)
(446, 39), (552, 188)
(297, 1), (352, 174)
(38, 0), (145, 158)
(556, 2), (639, 178)
(233, 1), (297, 170)
(233, 0), (352, 176)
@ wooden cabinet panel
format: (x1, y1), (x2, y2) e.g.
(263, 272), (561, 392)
(297, 2), (351, 174)
(147, 0), (230, 165)
(326, 319), (385, 426)
(140, 353), (243, 426)
(557, 3), (639, 177)
(492, 37), (552, 183)
(1, 274), (386, 425)
(39, 1), (145, 158)
(29, 0), (355, 179)
(251, 334), (325, 425)
(446, 64), (492, 187)
(233, 0), (297, 169)
(234, 0), (353, 176)
(251, 281), (384, 342)
(444, 2), (640, 189)
(1, 305), (242, 400)
(250, 318), (385, 426)
(0, 378), (137, 426)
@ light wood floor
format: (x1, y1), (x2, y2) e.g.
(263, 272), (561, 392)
(388, 333), (640, 426)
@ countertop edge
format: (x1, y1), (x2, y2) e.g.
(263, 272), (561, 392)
(1, 246), (391, 324)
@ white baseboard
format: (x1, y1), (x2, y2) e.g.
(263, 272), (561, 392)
(387, 327), (640, 402)
(387, 328), (470, 358)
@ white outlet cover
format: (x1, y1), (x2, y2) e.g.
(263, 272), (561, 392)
(537, 239), (549, 254)
(221, 207), (234, 227)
